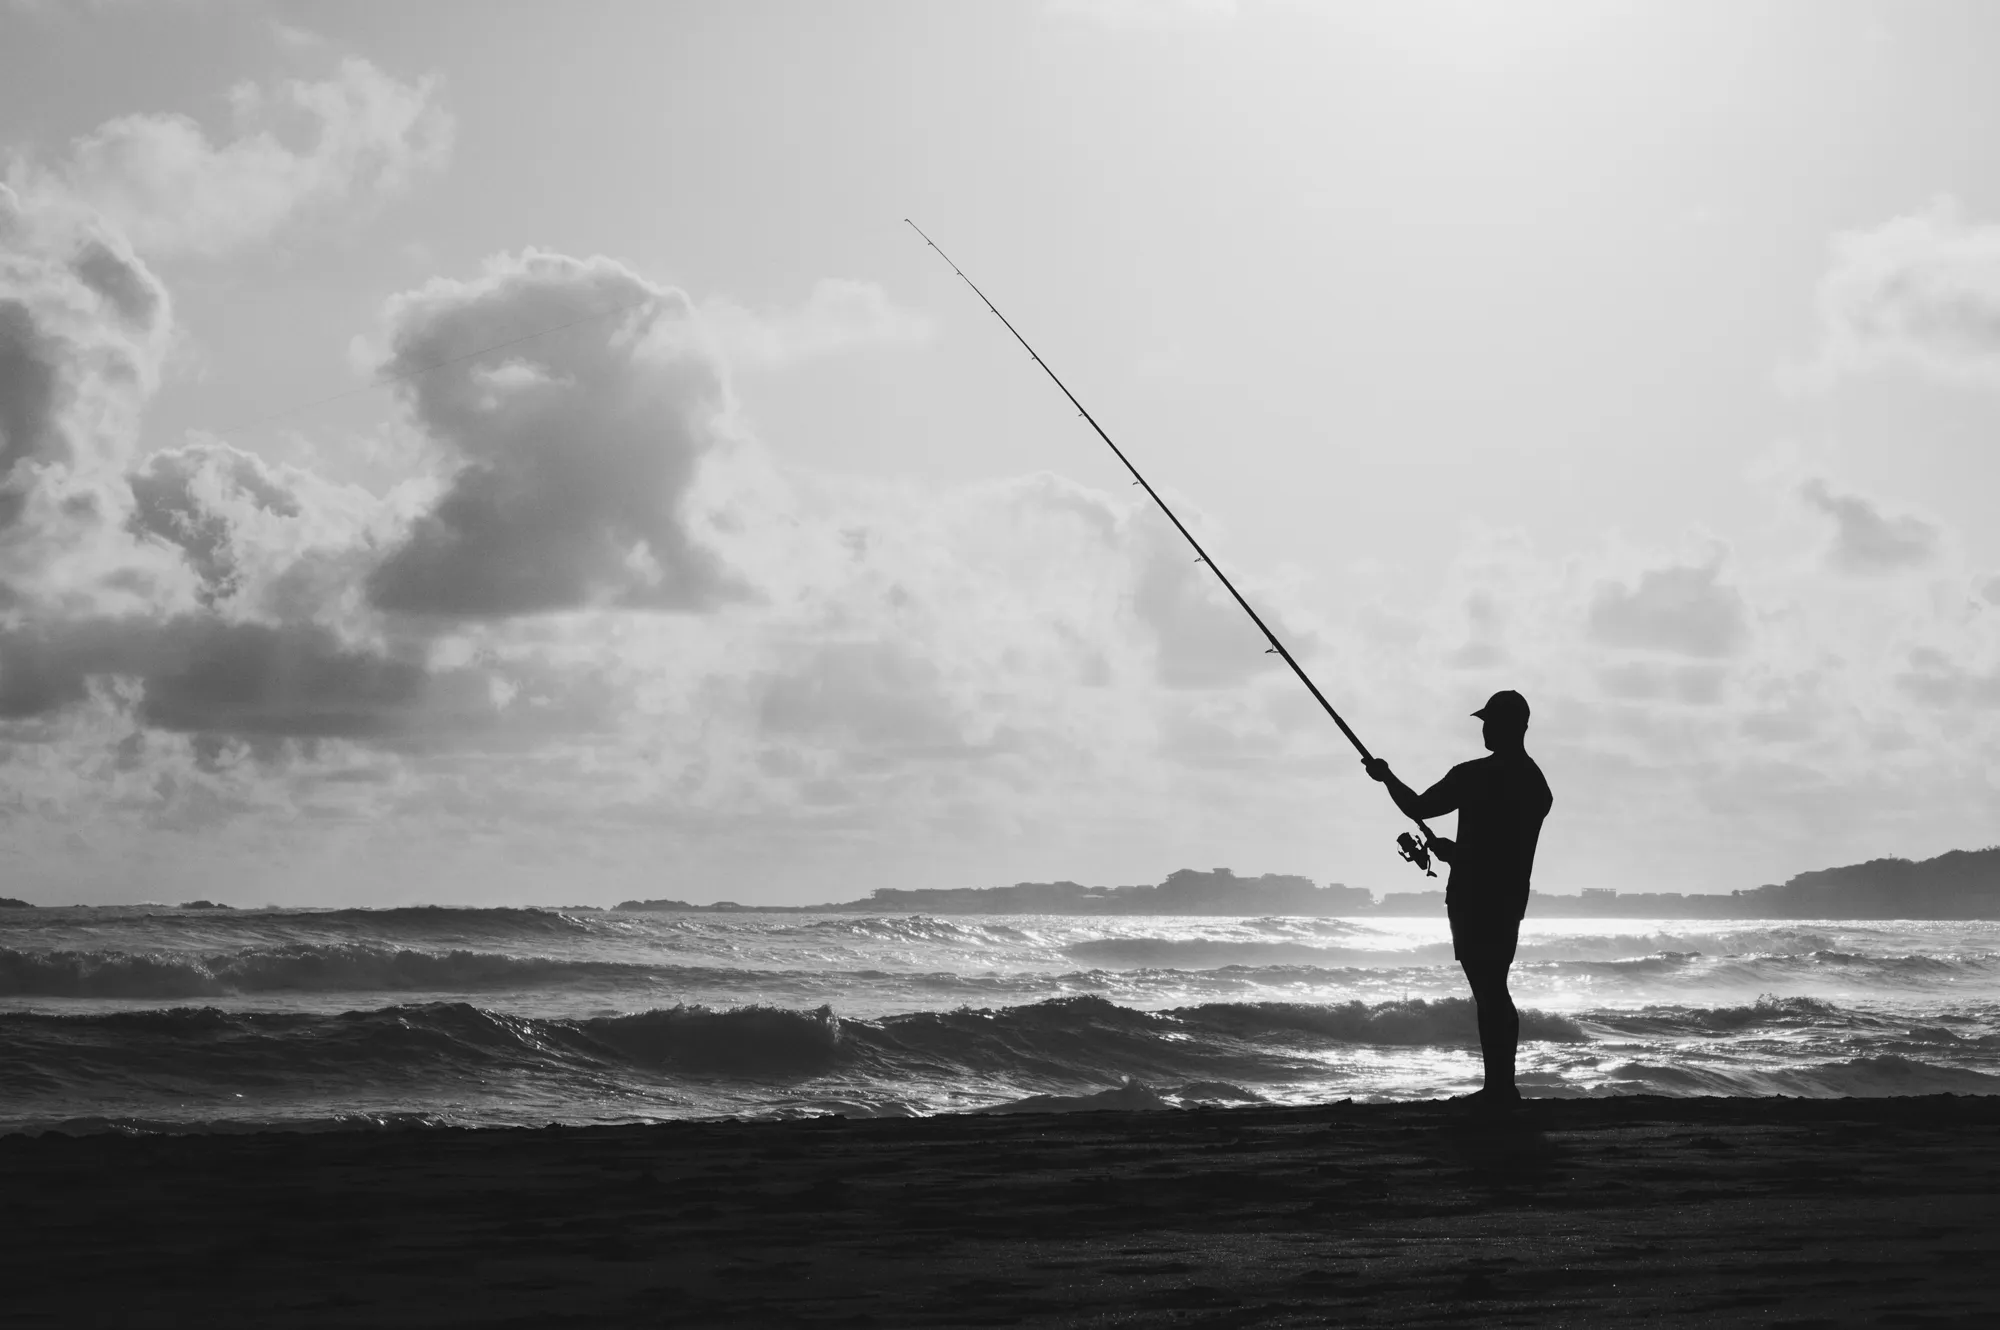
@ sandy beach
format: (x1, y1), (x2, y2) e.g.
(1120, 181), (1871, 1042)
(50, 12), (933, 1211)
(5, 1095), (1996, 1327)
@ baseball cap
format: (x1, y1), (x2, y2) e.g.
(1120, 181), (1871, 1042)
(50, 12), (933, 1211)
(1472, 689), (1530, 724)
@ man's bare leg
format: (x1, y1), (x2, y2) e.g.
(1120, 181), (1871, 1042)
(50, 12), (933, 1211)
(1460, 958), (1520, 1099)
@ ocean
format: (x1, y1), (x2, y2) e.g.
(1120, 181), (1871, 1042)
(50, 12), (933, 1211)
(3, 905), (1997, 1133)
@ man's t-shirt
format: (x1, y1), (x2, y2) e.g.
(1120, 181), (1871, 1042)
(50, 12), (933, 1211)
(1417, 752), (1553, 921)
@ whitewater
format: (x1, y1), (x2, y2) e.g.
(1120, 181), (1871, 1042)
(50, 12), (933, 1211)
(3, 904), (1998, 1133)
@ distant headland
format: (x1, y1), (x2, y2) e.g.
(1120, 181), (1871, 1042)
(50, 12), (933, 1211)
(616, 847), (2000, 919)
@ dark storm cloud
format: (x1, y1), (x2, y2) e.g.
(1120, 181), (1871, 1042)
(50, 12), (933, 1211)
(136, 619), (425, 738)
(1798, 480), (1939, 575)
(0, 615), (429, 739)
(1586, 564), (1750, 658)
(366, 253), (743, 619)
(0, 621), (93, 718)
(0, 299), (69, 522)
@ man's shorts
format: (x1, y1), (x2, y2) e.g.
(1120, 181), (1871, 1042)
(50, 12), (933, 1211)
(1447, 907), (1521, 970)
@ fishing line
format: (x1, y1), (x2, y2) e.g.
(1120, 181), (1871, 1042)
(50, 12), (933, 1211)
(906, 219), (1440, 874)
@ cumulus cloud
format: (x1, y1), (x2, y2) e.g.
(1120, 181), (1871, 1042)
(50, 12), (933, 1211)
(364, 251), (747, 618)
(1586, 563), (1750, 658)
(0, 153), (460, 753)
(0, 184), (178, 606)
(0, 429), (462, 747)
(22, 58), (450, 259)
(4, 79), (1997, 903)
(0, 187), (169, 481)
(128, 441), (303, 605)
(1814, 196), (2000, 382)
(1799, 478), (1940, 574)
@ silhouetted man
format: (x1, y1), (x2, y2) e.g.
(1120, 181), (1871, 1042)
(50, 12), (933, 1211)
(1364, 689), (1552, 1108)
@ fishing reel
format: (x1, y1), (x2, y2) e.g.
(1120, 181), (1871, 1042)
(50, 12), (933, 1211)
(1396, 831), (1437, 877)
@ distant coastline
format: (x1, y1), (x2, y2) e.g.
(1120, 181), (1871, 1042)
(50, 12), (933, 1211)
(3, 850), (1991, 918)
(617, 847), (2000, 919)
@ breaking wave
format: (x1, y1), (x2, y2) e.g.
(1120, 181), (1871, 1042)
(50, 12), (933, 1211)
(1065, 938), (1433, 968)
(1515, 949), (2000, 990)
(15, 990), (1986, 1120)
(0, 945), (652, 998)
(5, 908), (1998, 1131)
(1579, 1054), (2000, 1099)
(0, 993), (1580, 1093)
(772, 916), (1037, 946)
(298, 906), (601, 936)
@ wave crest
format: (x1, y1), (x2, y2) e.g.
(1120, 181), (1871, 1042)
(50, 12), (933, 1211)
(585, 1005), (842, 1075)
(0, 945), (646, 998)
(1175, 998), (1589, 1044)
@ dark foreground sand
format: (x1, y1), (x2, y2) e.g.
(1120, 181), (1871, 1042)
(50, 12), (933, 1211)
(5, 1096), (1998, 1328)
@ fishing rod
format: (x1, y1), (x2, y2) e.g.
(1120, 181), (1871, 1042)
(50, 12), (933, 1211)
(906, 220), (1441, 876)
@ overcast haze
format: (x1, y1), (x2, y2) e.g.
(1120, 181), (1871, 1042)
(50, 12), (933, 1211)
(0, 0), (1996, 906)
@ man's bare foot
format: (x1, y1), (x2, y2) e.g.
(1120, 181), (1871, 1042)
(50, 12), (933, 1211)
(1453, 1086), (1523, 1114)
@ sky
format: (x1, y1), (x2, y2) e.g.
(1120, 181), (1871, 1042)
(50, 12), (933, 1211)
(0, 0), (1996, 906)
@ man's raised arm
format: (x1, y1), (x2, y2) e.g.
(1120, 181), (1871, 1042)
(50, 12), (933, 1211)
(1362, 758), (1458, 822)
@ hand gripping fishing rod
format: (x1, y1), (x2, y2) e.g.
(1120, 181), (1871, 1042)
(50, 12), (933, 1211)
(907, 220), (1441, 875)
